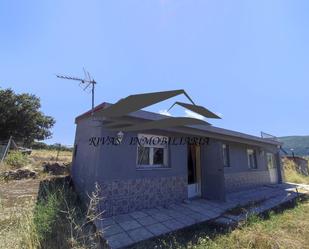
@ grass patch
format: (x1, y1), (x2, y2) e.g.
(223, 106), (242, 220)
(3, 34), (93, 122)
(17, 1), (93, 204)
(130, 199), (309, 249)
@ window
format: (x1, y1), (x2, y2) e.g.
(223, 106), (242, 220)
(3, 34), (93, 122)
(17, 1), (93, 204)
(267, 153), (276, 169)
(222, 144), (230, 167)
(137, 146), (150, 164)
(137, 134), (168, 168)
(247, 149), (257, 169)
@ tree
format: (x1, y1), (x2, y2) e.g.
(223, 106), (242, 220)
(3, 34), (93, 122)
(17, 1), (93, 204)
(0, 88), (55, 146)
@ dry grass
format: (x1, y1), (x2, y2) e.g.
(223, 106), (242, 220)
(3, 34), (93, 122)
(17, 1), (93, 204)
(0, 197), (39, 249)
(0, 178), (102, 249)
(30, 150), (72, 164)
(283, 158), (309, 184)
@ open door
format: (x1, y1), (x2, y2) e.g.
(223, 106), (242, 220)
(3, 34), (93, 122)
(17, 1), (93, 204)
(187, 144), (201, 198)
(267, 153), (278, 183)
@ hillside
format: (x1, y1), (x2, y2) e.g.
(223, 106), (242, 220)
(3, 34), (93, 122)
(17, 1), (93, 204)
(278, 136), (309, 156)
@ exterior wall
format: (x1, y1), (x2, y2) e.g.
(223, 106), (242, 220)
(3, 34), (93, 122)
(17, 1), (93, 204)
(223, 141), (277, 192)
(225, 171), (271, 192)
(97, 176), (186, 217)
(72, 119), (188, 217)
(72, 117), (282, 216)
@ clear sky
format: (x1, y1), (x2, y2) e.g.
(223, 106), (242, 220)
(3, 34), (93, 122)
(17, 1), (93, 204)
(1, 1), (308, 145)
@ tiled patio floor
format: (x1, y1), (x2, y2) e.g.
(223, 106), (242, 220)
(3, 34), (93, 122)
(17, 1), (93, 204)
(95, 183), (304, 249)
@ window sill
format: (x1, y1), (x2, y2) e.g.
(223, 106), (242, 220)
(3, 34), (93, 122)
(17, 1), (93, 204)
(136, 166), (171, 171)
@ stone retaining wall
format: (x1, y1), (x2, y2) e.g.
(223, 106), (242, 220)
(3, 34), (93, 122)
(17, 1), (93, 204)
(225, 171), (271, 193)
(98, 176), (187, 217)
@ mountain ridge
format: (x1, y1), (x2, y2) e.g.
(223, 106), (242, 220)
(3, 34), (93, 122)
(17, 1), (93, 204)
(278, 135), (309, 156)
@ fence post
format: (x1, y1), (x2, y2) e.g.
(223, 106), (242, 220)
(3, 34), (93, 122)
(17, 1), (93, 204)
(56, 143), (61, 162)
(0, 136), (12, 163)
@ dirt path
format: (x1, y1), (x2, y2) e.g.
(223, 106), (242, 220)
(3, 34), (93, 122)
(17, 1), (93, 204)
(0, 179), (41, 220)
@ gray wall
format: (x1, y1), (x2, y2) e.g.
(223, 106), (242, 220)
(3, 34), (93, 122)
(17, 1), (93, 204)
(222, 141), (278, 192)
(72, 119), (188, 216)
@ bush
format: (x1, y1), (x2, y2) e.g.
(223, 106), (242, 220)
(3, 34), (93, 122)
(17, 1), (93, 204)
(34, 191), (61, 242)
(25, 178), (102, 249)
(5, 151), (29, 168)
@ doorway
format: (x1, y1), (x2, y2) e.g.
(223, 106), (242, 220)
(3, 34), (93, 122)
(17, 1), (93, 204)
(267, 153), (278, 183)
(187, 144), (201, 198)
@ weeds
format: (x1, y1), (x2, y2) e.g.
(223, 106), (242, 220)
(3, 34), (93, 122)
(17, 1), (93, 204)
(37, 180), (102, 248)
(4, 151), (29, 168)
(10, 178), (103, 249)
(283, 158), (309, 184)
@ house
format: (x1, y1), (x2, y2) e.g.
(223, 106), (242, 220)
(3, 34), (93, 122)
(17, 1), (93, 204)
(71, 93), (283, 218)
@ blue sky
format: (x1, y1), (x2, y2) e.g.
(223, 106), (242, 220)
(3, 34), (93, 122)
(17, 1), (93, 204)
(1, 0), (309, 145)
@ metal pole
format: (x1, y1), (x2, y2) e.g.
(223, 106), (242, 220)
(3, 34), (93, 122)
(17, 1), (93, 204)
(92, 82), (95, 114)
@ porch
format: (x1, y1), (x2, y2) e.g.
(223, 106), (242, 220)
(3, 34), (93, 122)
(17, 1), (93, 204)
(95, 183), (303, 249)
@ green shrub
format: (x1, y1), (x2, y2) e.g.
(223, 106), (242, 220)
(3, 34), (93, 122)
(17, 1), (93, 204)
(5, 151), (29, 168)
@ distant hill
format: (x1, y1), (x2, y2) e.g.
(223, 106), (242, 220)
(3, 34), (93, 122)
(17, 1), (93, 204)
(278, 136), (309, 156)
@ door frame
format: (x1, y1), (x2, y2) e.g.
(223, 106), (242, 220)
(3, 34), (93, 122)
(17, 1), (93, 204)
(187, 144), (202, 198)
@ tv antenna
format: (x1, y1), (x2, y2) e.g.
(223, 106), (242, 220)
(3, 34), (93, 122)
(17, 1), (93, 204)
(56, 68), (97, 115)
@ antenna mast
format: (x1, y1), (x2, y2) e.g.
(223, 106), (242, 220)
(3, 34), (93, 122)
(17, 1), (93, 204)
(56, 69), (97, 114)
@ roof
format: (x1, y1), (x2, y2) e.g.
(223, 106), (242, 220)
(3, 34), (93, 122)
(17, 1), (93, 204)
(75, 102), (281, 147)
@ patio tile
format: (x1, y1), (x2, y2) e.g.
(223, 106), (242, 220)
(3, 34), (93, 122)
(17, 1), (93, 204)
(113, 214), (134, 223)
(146, 223), (170, 236)
(128, 227), (154, 242)
(136, 215), (158, 226)
(118, 220), (141, 231)
(164, 210), (184, 219)
(102, 224), (124, 237)
(179, 208), (198, 216)
(95, 185), (303, 248)
(130, 211), (148, 219)
(207, 209), (223, 217)
(187, 205), (207, 214)
(105, 232), (134, 249)
(189, 213), (210, 223)
(208, 212), (221, 219)
(175, 215), (196, 226)
(162, 219), (186, 230)
(168, 211), (184, 219)
(145, 208), (161, 215)
(151, 212), (172, 222)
